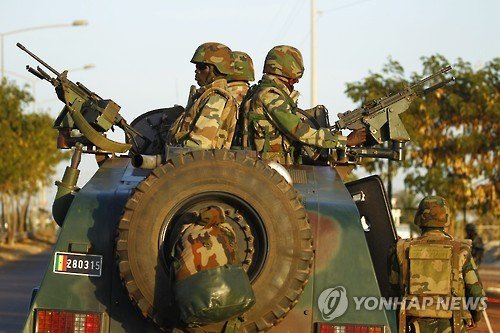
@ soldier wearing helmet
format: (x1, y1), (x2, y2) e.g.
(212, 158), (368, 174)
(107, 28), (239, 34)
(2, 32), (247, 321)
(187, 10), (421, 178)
(241, 45), (366, 164)
(227, 51), (255, 106)
(465, 223), (485, 266)
(389, 196), (486, 333)
(168, 42), (237, 149)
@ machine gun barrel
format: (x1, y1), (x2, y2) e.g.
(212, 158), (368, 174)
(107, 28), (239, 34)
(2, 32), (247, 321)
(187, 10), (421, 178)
(26, 65), (46, 81)
(18, 43), (134, 153)
(423, 76), (455, 94)
(17, 43), (61, 76)
(409, 65), (452, 90)
(329, 66), (454, 164)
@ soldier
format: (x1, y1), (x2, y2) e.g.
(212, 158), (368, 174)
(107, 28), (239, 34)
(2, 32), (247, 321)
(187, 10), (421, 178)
(227, 51), (255, 106)
(168, 42), (237, 149)
(242, 45), (366, 164)
(465, 223), (485, 267)
(389, 196), (486, 333)
(227, 51), (254, 147)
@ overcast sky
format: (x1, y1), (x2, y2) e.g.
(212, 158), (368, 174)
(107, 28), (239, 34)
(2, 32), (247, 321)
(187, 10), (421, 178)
(1, 0), (499, 197)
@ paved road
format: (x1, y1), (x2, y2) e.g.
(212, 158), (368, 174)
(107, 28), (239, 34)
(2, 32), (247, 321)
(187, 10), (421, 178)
(0, 250), (51, 333)
(476, 265), (500, 333)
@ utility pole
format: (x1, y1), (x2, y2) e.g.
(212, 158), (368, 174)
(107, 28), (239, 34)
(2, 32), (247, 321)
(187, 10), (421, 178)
(310, 0), (317, 107)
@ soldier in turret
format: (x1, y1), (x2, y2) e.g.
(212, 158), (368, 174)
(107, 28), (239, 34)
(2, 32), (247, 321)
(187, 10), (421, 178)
(168, 42), (237, 149)
(389, 196), (486, 333)
(242, 45), (366, 164)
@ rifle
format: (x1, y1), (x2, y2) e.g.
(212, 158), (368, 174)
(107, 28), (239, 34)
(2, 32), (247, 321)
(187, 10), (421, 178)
(333, 66), (454, 161)
(17, 43), (143, 153)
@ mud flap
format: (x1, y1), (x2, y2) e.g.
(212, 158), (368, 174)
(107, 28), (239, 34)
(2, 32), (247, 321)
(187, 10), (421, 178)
(346, 175), (398, 298)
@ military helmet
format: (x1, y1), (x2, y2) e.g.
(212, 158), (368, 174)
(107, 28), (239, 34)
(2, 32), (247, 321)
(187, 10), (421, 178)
(191, 42), (233, 75)
(227, 51), (255, 82)
(414, 196), (451, 228)
(263, 45), (304, 79)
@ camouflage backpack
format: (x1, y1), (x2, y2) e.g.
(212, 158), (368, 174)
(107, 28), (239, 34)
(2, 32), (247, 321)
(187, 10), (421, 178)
(396, 237), (472, 333)
(172, 206), (255, 326)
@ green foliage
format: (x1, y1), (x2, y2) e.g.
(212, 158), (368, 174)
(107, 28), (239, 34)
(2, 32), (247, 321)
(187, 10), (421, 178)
(0, 78), (67, 243)
(345, 55), (499, 220)
(0, 78), (66, 193)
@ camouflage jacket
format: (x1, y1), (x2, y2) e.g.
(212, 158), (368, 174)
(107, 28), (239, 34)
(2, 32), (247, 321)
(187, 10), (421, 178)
(168, 78), (237, 149)
(389, 229), (486, 333)
(227, 81), (250, 107)
(244, 74), (346, 163)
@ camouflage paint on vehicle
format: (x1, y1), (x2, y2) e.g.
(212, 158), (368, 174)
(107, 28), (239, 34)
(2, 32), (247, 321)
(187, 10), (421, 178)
(23, 159), (396, 332)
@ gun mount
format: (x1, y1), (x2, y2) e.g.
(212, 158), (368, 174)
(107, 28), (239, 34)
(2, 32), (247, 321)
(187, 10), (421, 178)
(332, 66), (454, 162)
(17, 43), (144, 153)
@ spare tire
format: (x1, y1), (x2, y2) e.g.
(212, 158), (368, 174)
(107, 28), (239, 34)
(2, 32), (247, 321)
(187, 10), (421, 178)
(116, 149), (313, 331)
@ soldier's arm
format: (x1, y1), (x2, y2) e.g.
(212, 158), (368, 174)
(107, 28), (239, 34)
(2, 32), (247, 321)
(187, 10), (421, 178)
(189, 94), (227, 147)
(262, 90), (347, 148)
(463, 249), (486, 323)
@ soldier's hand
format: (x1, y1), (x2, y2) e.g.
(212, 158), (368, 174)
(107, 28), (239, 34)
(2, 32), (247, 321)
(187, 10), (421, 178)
(346, 128), (367, 146)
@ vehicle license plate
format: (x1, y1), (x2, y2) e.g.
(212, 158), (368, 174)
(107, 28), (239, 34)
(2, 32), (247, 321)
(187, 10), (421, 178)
(53, 251), (103, 277)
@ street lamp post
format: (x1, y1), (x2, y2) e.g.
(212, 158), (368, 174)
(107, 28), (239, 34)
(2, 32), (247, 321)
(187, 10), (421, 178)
(1, 20), (88, 79)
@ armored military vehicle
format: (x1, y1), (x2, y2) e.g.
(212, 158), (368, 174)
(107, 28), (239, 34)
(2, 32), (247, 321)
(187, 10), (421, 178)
(18, 44), (453, 333)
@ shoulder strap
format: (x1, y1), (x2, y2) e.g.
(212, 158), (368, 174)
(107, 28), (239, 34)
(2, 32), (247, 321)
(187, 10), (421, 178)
(259, 80), (297, 110)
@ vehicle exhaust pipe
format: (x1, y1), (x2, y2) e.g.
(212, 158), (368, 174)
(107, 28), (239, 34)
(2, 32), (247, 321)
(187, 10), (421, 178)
(131, 154), (163, 169)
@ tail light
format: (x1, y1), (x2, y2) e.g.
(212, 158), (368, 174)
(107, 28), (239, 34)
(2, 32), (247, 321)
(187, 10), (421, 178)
(35, 309), (101, 333)
(316, 323), (386, 333)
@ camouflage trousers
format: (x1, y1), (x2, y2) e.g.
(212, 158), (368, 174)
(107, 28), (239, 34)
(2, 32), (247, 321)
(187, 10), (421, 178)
(408, 318), (466, 333)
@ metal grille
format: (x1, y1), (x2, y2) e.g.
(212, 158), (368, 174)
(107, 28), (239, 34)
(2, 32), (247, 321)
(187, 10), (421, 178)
(289, 169), (308, 184)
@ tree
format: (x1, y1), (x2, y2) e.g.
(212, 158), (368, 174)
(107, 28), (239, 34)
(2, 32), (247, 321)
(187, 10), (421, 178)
(345, 55), (499, 226)
(0, 78), (67, 243)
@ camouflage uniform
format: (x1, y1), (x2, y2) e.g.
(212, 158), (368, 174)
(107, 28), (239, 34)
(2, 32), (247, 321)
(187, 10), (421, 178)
(172, 206), (255, 326)
(174, 206), (238, 281)
(169, 43), (237, 149)
(389, 196), (486, 333)
(227, 51), (255, 106)
(243, 45), (346, 163)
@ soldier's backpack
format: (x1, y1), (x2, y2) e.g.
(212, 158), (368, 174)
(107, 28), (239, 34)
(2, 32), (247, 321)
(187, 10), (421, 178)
(396, 237), (472, 333)
(172, 206), (255, 326)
